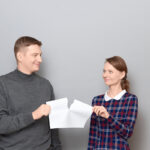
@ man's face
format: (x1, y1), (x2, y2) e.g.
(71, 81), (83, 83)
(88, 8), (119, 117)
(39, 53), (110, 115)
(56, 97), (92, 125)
(17, 44), (42, 74)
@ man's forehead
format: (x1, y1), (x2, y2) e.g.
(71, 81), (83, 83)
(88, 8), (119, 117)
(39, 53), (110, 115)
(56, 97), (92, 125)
(20, 44), (42, 53)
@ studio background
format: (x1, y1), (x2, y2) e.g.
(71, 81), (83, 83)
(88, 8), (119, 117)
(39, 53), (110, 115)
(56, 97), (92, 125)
(0, 0), (149, 150)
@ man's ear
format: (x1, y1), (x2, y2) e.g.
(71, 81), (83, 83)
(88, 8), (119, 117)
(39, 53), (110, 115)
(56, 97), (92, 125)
(16, 51), (23, 62)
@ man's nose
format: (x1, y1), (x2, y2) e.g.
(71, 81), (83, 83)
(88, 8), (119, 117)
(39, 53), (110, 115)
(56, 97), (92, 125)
(38, 56), (42, 63)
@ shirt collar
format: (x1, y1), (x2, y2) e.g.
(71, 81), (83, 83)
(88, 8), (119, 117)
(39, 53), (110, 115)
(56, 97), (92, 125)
(104, 90), (126, 101)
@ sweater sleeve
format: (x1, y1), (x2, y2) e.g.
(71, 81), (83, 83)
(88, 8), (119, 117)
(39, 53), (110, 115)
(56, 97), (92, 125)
(48, 82), (62, 150)
(0, 80), (35, 135)
(107, 95), (138, 140)
(50, 129), (62, 150)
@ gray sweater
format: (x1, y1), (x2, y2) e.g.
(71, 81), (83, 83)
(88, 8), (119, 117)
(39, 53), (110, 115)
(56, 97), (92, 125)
(0, 69), (61, 150)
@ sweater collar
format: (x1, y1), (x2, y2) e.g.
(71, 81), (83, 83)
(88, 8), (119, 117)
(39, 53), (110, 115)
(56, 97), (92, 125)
(15, 69), (35, 80)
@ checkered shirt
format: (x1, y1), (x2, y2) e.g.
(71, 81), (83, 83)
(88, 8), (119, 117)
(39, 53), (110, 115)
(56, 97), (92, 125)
(88, 92), (138, 150)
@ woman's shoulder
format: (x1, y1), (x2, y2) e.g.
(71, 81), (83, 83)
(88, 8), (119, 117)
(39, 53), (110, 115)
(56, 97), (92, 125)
(92, 94), (105, 102)
(124, 92), (138, 99)
(91, 94), (105, 105)
(93, 94), (105, 99)
(123, 92), (138, 104)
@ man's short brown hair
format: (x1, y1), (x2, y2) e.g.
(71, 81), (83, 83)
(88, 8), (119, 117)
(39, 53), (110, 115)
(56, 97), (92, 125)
(14, 36), (42, 59)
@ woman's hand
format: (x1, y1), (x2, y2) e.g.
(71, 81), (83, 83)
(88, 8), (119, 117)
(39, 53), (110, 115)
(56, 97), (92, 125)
(93, 106), (109, 119)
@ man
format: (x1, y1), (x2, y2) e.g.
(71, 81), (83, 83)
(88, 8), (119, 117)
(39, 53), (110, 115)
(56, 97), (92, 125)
(0, 36), (62, 150)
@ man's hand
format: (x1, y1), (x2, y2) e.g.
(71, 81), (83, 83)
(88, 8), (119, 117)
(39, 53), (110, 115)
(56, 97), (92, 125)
(93, 106), (109, 119)
(32, 104), (51, 120)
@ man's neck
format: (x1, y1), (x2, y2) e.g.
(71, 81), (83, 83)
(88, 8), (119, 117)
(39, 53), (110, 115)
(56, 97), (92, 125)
(17, 66), (32, 75)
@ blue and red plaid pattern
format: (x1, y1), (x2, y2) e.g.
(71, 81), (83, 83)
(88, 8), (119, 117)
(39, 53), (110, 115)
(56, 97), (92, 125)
(88, 92), (138, 150)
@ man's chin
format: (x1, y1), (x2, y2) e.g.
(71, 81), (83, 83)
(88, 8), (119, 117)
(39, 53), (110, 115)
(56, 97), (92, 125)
(33, 68), (40, 72)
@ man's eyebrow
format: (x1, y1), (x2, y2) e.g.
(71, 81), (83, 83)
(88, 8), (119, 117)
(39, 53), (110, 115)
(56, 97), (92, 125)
(32, 52), (42, 54)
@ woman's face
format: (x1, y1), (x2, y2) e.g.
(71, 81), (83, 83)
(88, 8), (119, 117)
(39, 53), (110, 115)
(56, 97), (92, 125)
(103, 62), (125, 87)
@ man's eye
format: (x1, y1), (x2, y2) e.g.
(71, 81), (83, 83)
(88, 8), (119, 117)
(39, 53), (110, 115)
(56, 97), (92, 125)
(33, 54), (37, 57)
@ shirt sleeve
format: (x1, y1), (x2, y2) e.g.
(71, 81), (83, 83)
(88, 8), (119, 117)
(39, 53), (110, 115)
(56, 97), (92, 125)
(88, 97), (98, 150)
(107, 95), (138, 140)
(0, 80), (35, 135)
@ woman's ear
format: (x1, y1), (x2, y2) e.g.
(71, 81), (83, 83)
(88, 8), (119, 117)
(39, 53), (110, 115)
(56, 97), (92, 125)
(120, 71), (126, 80)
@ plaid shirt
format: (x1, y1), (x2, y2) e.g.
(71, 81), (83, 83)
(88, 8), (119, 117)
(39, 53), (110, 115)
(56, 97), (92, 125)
(88, 92), (138, 150)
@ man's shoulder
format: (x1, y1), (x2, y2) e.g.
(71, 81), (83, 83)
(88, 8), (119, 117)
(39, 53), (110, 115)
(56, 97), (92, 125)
(0, 70), (15, 81)
(35, 74), (53, 86)
(35, 74), (49, 82)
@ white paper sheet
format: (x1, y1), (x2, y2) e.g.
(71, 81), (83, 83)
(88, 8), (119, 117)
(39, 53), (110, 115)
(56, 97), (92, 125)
(46, 98), (92, 129)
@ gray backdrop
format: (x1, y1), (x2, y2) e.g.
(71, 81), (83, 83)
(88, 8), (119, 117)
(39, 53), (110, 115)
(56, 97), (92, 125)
(0, 0), (149, 150)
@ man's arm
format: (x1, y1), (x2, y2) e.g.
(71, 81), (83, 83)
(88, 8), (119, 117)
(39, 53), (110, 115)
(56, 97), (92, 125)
(0, 80), (50, 134)
(49, 82), (62, 150)
(0, 81), (35, 134)
(50, 129), (62, 150)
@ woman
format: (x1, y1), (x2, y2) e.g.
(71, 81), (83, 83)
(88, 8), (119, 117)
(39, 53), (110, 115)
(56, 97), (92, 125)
(88, 56), (138, 150)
